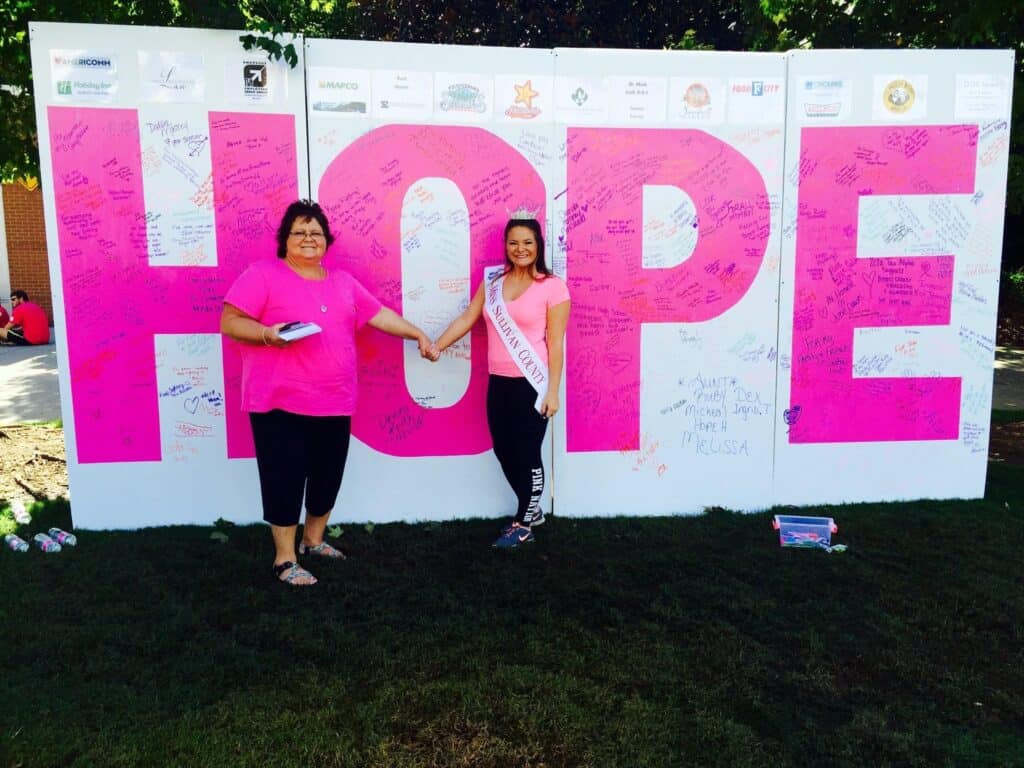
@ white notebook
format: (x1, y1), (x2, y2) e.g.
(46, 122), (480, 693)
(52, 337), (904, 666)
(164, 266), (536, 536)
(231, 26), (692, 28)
(278, 322), (322, 342)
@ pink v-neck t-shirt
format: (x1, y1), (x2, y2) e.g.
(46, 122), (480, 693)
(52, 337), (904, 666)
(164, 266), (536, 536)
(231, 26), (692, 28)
(485, 274), (570, 377)
(224, 258), (382, 415)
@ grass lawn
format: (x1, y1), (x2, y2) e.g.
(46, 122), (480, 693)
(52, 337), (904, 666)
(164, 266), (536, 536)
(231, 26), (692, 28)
(1, 464), (1023, 767)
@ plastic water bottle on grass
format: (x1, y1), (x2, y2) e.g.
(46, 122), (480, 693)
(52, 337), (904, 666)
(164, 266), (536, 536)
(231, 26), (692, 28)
(11, 500), (31, 525)
(48, 528), (77, 547)
(33, 533), (61, 553)
(4, 534), (29, 552)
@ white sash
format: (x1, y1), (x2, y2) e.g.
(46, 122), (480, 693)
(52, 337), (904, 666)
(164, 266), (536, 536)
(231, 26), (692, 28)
(483, 265), (549, 413)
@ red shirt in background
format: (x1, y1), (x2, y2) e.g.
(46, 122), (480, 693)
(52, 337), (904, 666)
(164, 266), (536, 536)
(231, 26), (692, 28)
(12, 301), (49, 344)
(0, 305), (9, 328)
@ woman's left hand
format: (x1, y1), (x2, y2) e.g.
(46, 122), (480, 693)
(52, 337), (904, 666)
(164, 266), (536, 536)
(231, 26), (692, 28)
(540, 392), (559, 419)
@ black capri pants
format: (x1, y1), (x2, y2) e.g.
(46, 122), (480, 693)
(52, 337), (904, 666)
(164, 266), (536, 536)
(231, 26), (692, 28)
(487, 374), (548, 525)
(249, 409), (352, 527)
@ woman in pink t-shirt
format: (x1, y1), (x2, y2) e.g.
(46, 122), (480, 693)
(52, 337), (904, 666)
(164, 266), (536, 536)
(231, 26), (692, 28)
(433, 218), (571, 549)
(222, 200), (433, 586)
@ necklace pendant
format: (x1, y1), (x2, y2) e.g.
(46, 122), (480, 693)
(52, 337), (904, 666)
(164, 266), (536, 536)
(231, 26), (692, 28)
(320, 305), (328, 313)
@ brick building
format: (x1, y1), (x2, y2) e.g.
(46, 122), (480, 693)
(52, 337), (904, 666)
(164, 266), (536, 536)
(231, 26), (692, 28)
(1, 180), (53, 323)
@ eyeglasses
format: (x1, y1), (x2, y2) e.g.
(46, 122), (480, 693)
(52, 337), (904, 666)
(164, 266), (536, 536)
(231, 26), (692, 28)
(289, 230), (326, 241)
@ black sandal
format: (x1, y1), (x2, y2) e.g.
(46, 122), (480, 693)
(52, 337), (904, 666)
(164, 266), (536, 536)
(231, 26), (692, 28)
(272, 561), (317, 585)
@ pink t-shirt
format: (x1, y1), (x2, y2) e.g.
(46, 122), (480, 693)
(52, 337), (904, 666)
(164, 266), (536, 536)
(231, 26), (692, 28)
(485, 274), (570, 377)
(224, 259), (383, 415)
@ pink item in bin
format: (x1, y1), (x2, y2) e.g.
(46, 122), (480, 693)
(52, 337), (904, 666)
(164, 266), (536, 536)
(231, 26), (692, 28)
(773, 515), (837, 549)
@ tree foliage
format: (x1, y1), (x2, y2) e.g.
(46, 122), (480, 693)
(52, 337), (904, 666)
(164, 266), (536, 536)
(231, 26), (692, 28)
(2, 0), (1022, 239)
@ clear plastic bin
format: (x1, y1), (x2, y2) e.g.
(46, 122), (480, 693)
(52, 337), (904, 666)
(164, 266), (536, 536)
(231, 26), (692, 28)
(772, 515), (837, 548)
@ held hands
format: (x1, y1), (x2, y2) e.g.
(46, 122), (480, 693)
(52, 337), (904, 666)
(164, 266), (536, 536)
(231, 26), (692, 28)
(418, 336), (442, 362)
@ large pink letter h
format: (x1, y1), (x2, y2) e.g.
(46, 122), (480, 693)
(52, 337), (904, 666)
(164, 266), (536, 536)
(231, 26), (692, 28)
(48, 107), (298, 462)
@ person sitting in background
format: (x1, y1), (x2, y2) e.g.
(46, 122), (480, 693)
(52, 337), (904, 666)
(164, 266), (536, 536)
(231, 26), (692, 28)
(0, 301), (9, 330)
(0, 291), (50, 346)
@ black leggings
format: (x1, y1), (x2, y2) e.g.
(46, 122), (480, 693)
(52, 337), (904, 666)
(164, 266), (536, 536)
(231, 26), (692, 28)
(487, 375), (548, 525)
(249, 410), (352, 527)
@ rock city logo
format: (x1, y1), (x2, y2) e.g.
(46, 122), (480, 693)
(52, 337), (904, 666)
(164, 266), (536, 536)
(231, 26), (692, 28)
(440, 83), (487, 113)
(571, 87), (588, 107)
(505, 80), (541, 119)
(243, 62), (268, 97)
(883, 79), (915, 114)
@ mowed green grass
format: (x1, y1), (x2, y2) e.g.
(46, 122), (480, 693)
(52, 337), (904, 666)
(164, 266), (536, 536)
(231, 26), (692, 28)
(1, 464), (1022, 768)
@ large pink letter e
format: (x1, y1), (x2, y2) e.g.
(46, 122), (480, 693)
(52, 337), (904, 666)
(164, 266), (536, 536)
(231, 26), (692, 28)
(790, 126), (977, 443)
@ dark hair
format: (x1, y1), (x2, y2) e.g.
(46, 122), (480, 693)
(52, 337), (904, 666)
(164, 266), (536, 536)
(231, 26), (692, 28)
(502, 218), (551, 277)
(11, 290), (28, 301)
(276, 199), (336, 259)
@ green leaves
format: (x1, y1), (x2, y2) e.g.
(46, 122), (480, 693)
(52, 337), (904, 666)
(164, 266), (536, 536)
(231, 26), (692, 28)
(238, 32), (299, 68)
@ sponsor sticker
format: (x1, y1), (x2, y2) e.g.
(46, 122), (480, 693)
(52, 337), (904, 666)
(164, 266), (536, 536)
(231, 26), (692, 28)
(496, 75), (552, 123)
(607, 76), (667, 123)
(51, 49), (118, 103)
(955, 74), (1010, 120)
(727, 77), (785, 124)
(872, 75), (927, 120)
(506, 79), (541, 119)
(309, 67), (371, 117)
(372, 70), (433, 120)
(554, 76), (607, 124)
(139, 52), (205, 103)
(225, 54), (287, 104)
(431, 73), (494, 123)
(669, 78), (724, 124)
(796, 76), (850, 122)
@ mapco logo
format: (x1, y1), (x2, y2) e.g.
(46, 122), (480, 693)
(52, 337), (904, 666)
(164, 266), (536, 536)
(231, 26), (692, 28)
(318, 80), (359, 91)
(505, 80), (541, 119)
(243, 62), (268, 95)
